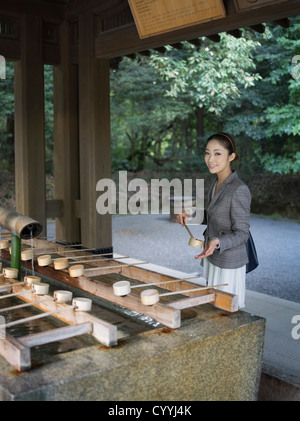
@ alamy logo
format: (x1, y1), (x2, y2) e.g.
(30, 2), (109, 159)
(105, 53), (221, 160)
(291, 315), (300, 340)
(0, 56), (6, 80)
(96, 171), (204, 224)
(0, 315), (5, 339)
(291, 55), (300, 80)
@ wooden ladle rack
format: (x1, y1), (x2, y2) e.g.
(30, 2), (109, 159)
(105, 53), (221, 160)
(0, 237), (238, 371)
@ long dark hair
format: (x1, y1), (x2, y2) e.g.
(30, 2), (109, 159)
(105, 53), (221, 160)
(206, 132), (239, 161)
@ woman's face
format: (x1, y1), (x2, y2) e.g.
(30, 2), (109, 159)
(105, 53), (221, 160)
(205, 139), (235, 175)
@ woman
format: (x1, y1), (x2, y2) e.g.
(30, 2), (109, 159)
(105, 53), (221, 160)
(177, 132), (251, 308)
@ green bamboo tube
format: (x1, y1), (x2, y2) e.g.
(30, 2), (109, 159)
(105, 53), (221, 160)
(11, 234), (21, 280)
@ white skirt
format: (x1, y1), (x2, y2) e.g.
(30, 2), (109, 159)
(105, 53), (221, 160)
(203, 258), (246, 309)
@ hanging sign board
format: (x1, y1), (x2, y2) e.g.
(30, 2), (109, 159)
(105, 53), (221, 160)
(128, 0), (226, 39)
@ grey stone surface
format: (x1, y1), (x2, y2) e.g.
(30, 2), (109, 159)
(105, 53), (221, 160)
(0, 304), (265, 401)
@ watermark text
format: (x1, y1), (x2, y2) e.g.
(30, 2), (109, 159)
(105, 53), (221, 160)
(96, 171), (204, 224)
(291, 315), (300, 340)
(0, 55), (6, 80)
(291, 55), (300, 80)
(0, 315), (5, 339)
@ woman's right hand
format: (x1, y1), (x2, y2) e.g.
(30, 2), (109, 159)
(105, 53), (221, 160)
(176, 212), (190, 226)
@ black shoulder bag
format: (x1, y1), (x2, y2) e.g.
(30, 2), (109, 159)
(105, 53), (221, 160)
(246, 231), (259, 273)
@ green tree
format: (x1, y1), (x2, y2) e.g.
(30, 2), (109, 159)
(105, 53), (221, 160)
(111, 58), (190, 172)
(148, 33), (260, 114)
(222, 17), (300, 175)
(0, 61), (15, 171)
(111, 32), (261, 173)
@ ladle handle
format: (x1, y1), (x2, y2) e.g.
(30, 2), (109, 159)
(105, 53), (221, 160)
(0, 298), (51, 313)
(130, 275), (204, 289)
(184, 224), (194, 239)
(0, 305), (75, 329)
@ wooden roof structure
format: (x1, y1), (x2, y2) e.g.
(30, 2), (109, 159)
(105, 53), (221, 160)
(0, 0), (299, 249)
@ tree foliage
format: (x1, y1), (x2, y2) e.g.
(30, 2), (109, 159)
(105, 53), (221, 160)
(111, 31), (262, 172)
(0, 17), (299, 177)
(222, 18), (300, 175)
(110, 17), (300, 175)
(148, 32), (260, 114)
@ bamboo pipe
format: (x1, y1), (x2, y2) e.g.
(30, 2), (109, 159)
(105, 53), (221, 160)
(0, 207), (43, 240)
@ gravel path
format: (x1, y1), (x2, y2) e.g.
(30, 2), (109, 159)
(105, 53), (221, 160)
(112, 214), (300, 303)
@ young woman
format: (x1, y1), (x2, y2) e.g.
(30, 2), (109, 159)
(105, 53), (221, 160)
(177, 132), (251, 308)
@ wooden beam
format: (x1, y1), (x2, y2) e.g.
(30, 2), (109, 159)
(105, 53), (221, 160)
(14, 15), (46, 234)
(0, 37), (60, 64)
(0, 37), (20, 61)
(249, 24), (265, 33)
(138, 50), (151, 56)
(53, 21), (81, 243)
(167, 293), (216, 310)
(188, 38), (202, 46)
(170, 42), (184, 50)
(206, 34), (220, 42)
(227, 29), (242, 38)
(7, 281), (118, 346)
(46, 199), (63, 218)
(21, 236), (238, 314)
(0, 0), (65, 22)
(17, 262), (181, 329)
(274, 18), (290, 28)
(44, 43), (60, 65)
(18, 323), (92, 348)
(153, 46), (167, 54)
(125, 53), (137, 59)
(0, 334), (31, 372)
(78, 13), (112, 249)
(66, 0), (125, 21)
(95, 0), (300, 58)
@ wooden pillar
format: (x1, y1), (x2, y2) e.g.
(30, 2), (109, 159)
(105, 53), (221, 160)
(53, 22), (80, 243)
(14, 15), (46, 235)
(78, 13), (112, 249)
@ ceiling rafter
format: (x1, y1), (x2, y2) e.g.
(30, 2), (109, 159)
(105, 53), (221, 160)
(0, 0), (297, 67)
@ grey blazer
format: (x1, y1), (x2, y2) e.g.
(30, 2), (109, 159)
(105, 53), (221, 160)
(204, 170), (251, 269)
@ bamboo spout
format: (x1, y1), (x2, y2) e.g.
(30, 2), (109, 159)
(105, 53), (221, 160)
(0, 207), (43, 239)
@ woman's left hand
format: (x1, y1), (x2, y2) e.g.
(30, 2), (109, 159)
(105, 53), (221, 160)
(194, 238), (219, 259)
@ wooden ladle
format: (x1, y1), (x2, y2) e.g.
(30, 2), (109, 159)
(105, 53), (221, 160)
(184, 224), (203, 248)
